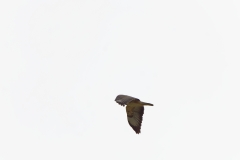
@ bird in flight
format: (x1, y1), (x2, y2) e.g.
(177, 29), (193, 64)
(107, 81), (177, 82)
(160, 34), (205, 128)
(115, 94), (153, 134)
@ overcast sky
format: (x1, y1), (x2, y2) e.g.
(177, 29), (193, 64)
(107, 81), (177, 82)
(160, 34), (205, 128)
(1, 0), (240, 160)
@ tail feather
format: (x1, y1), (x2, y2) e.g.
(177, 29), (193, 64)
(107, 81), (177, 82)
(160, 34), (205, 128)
(141, 102), (153, 106)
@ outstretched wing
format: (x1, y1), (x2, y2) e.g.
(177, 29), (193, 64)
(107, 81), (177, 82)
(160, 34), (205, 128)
(115, 94), (139, 106)
(126, 105), (144, 134)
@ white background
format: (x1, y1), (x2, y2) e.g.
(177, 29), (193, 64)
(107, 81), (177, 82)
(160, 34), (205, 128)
(1, 0), (240, 159)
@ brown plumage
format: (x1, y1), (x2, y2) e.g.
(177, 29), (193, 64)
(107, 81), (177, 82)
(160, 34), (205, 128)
(115, 94), (153, 134)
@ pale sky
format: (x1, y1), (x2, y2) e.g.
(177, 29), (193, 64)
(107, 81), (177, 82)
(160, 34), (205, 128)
(1, 0), (240, 160)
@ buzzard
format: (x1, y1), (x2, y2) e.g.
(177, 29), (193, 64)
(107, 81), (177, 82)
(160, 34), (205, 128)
(115, 94), (153, 134)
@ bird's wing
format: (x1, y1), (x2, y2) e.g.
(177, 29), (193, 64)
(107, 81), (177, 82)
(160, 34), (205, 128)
(126, 105), (144, 134)
(115, 95), (139, 106)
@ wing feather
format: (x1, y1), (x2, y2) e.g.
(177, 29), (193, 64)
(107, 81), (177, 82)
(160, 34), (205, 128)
(126, 106), (144, 134)
(115, 95), (139, 106)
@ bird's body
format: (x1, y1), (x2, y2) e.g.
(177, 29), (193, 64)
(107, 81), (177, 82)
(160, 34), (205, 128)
(115, 94), (153, 134)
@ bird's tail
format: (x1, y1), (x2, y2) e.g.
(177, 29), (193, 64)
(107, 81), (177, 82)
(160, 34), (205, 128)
(141, 102), (154, 106)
